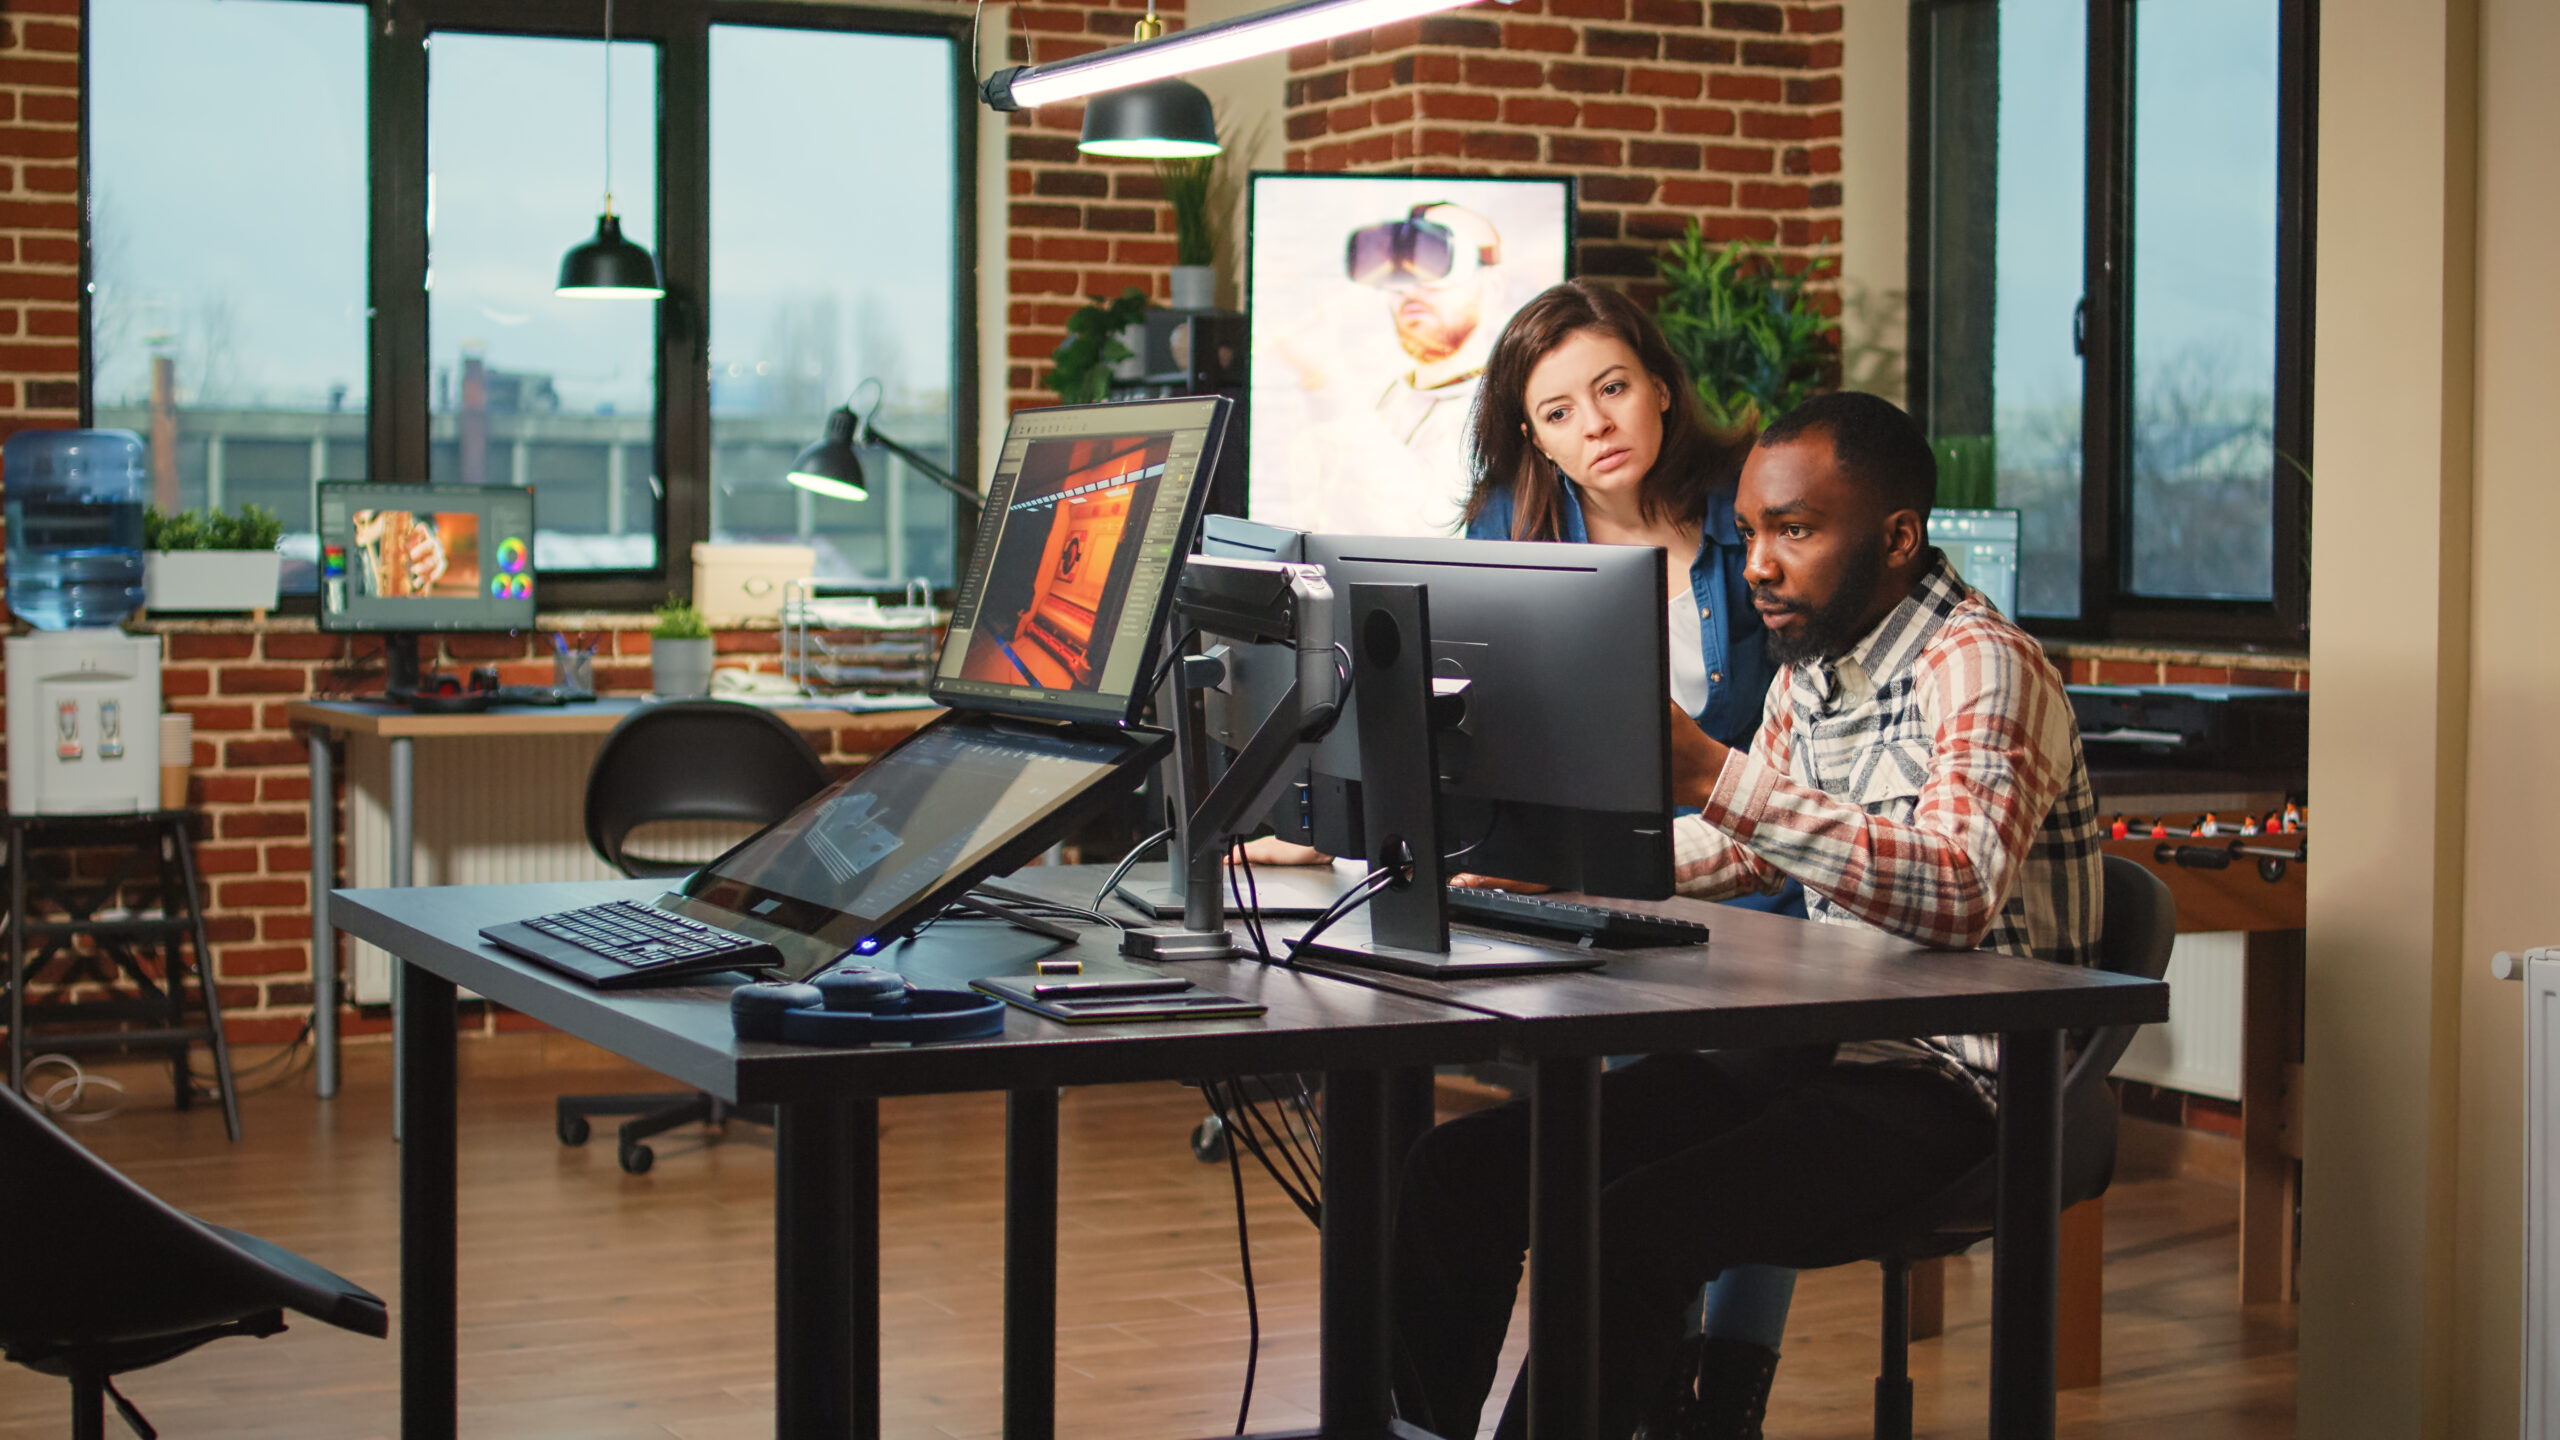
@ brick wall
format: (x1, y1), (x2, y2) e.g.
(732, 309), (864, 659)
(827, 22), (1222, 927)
(11, 622), (896, 1047)
(0, 0), (81, 428)
(1003, 0), (1191, 412)
(1280, 0), (1844, 313)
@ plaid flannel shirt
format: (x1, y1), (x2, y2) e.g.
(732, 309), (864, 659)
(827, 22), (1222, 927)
(1671, 551), (2103, 1110)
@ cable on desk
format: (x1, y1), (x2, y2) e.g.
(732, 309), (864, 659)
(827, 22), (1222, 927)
(1226, 840), (1274, 962)
(1281, 863), (1398, 968)
(1092, 825), (1175, 914)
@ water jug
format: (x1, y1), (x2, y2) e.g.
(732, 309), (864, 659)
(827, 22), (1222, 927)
(4, 429), (148, 630)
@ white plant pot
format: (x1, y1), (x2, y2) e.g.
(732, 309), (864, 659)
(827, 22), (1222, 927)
(1168, 265), (1218, 311)
(651, 636), (715, 700)
(143, 550), (282, 613)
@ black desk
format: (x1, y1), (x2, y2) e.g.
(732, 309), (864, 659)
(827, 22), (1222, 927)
(329, 878), (1498, 1440)
(1011, 865), (2171, 1440)
(337, 875), (2166, 1440)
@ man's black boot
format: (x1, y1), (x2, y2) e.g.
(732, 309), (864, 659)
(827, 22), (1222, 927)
(1634, 1335), (1779, 1440)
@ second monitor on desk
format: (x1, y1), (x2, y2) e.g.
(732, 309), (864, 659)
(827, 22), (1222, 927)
(316, 480), (540, 710)
(1168, 517), (1681, 973)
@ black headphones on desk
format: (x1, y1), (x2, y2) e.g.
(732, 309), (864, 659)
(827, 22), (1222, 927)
(730, 965), (1006, 1046)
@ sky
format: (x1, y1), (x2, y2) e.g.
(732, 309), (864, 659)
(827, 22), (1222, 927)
(87, 0), (958, 420)
(1995, 0), (2282, 421)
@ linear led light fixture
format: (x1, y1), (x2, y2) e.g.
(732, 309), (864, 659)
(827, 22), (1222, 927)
(981, 0), (1501, 111)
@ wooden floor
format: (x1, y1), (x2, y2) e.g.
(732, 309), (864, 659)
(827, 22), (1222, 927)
(0, 1035), (2295, 1439)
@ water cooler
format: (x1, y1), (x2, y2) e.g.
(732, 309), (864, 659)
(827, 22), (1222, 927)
(5, 429), (161, 814)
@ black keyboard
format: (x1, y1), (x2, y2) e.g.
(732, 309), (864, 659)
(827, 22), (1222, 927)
(1444, 888), (1713, 949)
(481, 899), (782, 990)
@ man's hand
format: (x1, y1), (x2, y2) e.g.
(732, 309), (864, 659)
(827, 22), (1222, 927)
(1668, 699), (1731, 809)
(1236, 837), (1330, 867)
(1448, 873), (1551, 893)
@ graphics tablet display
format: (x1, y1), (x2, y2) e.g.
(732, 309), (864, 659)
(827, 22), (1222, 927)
(676, 715), (1165, 962)
(931, 397), (1228, 726)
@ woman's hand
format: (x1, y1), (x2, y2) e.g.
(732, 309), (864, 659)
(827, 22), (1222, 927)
(1236, 837), (1331, 867)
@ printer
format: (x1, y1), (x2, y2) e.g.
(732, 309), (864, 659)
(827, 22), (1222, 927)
(2067, 683), (2308, 775)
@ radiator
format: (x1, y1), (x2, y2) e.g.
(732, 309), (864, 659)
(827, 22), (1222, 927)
(344, 734), (754, 1004)
(2114, 931), (2246, 1102)
(2497, 946), (2560, 1437)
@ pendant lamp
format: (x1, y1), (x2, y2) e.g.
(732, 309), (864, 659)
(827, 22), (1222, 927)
(1075, 10), (1221, 159)
(558, 0), (664, 299)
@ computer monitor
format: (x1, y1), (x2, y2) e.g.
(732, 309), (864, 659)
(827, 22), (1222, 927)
(932, 397), (1231, 728)
(1929, 507), (2020, 619)
(1294, 532), (1676, 899)
(316, 481), (537, 698)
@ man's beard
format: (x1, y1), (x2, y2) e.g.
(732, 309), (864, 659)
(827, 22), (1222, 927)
(1756, 531), (1888, 667)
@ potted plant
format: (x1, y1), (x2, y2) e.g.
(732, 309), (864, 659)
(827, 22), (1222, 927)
(1156, 153), (1219, 311)
(143, 503), (285, 616)
(1651, 227), (1837, 433)
(1042, 286), (1153, 405)
(649, 597), (715, 699)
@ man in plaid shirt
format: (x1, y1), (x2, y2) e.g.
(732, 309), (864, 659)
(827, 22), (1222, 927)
(1392, 392), (2103, 1440)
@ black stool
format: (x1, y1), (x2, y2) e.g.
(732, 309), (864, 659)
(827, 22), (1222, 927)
(3, 810), (240, 1141)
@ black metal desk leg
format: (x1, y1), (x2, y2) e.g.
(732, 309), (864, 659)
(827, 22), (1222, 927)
(1528, 1055), (1601, 1440)
(776, 1097), (878, 1440)
(1006, 1087), (1059, 1440)
(396, 959), (458, 1440)
(1991, 1028), (2064, 1440)
(1321, 1068), (1395, 1440)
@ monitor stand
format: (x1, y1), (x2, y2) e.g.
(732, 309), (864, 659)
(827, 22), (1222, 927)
(1289, 582), (1601, 979)
(374, 632), (491, 714)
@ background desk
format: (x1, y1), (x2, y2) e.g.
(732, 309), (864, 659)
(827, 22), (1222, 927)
(287, 698), (939, 1097)
(331, 878), (1499, 1440)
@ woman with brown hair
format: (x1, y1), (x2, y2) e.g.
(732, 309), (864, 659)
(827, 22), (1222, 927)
(1460, 278), (1776, 750)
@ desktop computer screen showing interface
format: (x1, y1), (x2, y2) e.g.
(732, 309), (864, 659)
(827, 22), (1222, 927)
(316, 482), (536, 632)
(932, 398), (1223, 726)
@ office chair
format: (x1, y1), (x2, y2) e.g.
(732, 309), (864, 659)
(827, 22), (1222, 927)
(1766, 853), (2175, 1440)
(0, 1083), (387, 1440)
(555, 700), (834, 1174)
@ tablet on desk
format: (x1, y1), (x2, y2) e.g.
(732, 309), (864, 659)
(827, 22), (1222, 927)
(973, 973), (1265, 1024)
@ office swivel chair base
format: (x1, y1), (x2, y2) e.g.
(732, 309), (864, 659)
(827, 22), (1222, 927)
(555, 1092), (774, 1175)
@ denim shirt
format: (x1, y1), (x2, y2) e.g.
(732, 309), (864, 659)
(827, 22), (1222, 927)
(1468, 476), (1774, 751)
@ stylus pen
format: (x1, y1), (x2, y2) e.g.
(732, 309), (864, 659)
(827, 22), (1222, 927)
(1032, 977), (1190, 999)
(1051, 993), (1237, 1011)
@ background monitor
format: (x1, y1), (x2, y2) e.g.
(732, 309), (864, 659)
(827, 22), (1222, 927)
(1245, 173), (1574, 540)
(317, 481), (537, 632)
(931, 396), (1230, 728)
(1929, 507), (2021, 619)
(316, 481), (537, 697)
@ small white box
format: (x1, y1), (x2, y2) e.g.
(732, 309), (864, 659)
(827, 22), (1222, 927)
(691, 543), (815, 623)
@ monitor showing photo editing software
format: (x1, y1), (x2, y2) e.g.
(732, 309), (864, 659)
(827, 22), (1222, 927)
(316, 481), (536, 633)
(930, 396), (1229, 727)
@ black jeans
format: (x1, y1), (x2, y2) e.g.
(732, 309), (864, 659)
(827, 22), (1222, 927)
(1390, 1050), (1995, 1440)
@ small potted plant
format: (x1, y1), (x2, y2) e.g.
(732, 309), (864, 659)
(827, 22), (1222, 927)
(1043, 287), (1153, 405)
(649, 596), (715, 699)
(143, 503), (285, 616)
(1156, 152), (1219, 311)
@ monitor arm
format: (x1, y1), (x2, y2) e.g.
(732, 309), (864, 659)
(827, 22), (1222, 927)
(1123, 556), (1339, 961)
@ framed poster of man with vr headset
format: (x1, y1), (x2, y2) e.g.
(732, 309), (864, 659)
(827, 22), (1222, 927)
(1245, 172), (1575, 538)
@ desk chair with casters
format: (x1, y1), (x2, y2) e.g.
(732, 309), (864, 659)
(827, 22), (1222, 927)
(554, 700), (833, 1174)
(1736, 853), (2173, 1440)
(0, 1083), (387, 1439)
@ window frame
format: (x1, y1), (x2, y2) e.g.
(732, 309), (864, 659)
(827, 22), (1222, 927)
(80, 0), (979, 612)
(1906, 0), (2316, 646)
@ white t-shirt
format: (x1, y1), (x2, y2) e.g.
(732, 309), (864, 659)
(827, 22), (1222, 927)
(1668, 584), (1709, 717)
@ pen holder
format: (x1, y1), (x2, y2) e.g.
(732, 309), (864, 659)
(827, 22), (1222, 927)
(553, 645), (596, 697)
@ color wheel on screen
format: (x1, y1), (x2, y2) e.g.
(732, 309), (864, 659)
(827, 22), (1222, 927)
(495, 536), (530, 574)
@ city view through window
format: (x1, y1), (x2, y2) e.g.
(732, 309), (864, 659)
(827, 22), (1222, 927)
(88, 0), (964, 590)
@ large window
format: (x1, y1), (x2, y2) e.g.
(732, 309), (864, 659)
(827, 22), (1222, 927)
(1910, 0), (2312, 641)
(85, 0), (975, 607)
(87, 0), (368, 543)
(708, 23), (961, 587)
